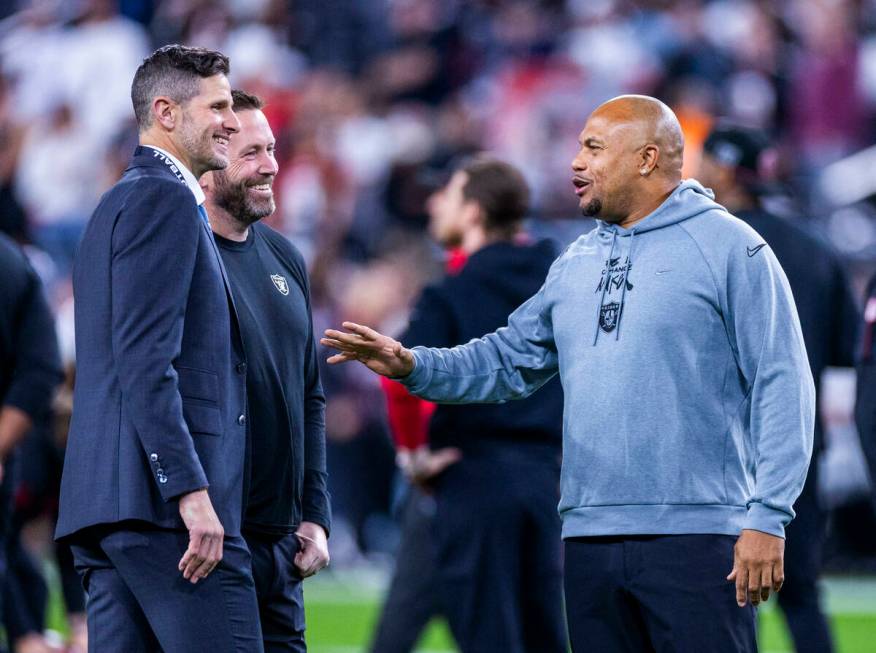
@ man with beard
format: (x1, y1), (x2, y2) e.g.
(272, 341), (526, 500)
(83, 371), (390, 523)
(57, 46), (264, 651)
(200, 90), (330, 653)
(322, 95), (815, 652)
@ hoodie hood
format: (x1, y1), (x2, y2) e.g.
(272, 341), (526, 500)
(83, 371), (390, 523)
(591, 179), (723, 344)
(463, 239), (558, 306)
(596, 178), (722, 236)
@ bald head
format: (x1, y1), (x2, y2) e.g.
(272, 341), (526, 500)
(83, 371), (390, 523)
(571, 94), (684, 227)
(591, 95), (684, 181)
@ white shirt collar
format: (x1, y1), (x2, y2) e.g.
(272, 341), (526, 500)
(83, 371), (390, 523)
(144, 145), (206, 206)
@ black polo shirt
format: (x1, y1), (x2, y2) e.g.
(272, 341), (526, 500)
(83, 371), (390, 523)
(214, 223), (329, 536)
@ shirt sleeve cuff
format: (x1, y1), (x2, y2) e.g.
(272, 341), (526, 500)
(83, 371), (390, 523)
(397, 348), (433, 395)
(743, 502), (790, 538)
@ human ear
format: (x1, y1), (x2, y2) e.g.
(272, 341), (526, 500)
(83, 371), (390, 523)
(639, 144), (660, 175)
(153, 97), (177, 130)
(464, 201), (484, 229)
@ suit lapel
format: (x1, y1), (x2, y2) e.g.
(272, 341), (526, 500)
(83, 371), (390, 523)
(199, 218), (244, 337)
(126, 147), (245, 344)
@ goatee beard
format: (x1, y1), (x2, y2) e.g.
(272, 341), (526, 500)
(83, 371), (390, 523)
(581, 198), (602, 217)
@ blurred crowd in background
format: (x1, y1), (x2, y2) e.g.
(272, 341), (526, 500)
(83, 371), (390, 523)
(1, 0), (876, 635)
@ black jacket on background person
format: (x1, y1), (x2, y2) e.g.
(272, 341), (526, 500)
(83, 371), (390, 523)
(397, 237), (567, 653)
(214, 222), (330, 536)
(856, 274), (876, 509)
(0, 233), (62, 626)
(0, 234), (61, 436)
(402, 239), (563, 455)
(0, 234), (63, 525)
(737, 209), (859, 448)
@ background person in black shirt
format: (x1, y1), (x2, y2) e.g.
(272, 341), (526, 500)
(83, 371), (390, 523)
(698, 124), (860, 653)
(201, 90), (330, 653)
(373, 158), (566, 653)
(857, 277), (876, 514)
(0, 233), (63, 653)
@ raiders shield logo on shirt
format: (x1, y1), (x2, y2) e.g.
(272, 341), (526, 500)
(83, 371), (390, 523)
(271, 274), (289, 296)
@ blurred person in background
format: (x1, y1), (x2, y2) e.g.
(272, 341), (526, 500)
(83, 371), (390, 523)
(201, 89), (330, 653)
(0, 232), (62, 653)
(698, 123), (860, 653)
(55, 45), (266, 652)
(858, 275), (876, 524)
(323, 95), (815, 653)
(370, 158), (565, 653)
(13, 102), (100, 274)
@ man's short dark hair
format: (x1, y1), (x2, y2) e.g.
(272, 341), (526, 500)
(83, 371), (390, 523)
(131, 45), (230, 130)
(460, 157), (530, 234)
(231, 89), (264, 113)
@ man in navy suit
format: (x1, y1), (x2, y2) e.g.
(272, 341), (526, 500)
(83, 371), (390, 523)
(56, 45), (263, 652)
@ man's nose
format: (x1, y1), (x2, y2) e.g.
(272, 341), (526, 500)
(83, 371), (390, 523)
(260, 153), (279, 176)
(223, 109), (241, 134)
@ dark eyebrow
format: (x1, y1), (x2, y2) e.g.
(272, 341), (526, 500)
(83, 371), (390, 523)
(583, 137), (604, 148)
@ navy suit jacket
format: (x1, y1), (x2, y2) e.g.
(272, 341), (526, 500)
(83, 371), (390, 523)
(57, 146), (248, 541)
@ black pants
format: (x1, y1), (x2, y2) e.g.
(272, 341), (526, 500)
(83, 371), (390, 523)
(565, 534), (756, 653)
(244, 531), (307, 653)
(369, 488), (442, 653)
(3, 534), (48, 643)
(777, 466), (834, 653)
(71, 525), (263, 652)
(433, 451), (567, 653)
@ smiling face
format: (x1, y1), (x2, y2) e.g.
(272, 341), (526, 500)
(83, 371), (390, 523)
(175, 74), (239, 176)
(209, 108), (279, 224)
(570, 113), (642, 222)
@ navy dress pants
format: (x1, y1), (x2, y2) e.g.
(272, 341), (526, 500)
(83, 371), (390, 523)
(433, 450), (567, 653)
(565, 535), (757, 653)
(71, 525), (263, 653)
(244, 531), (307, 653)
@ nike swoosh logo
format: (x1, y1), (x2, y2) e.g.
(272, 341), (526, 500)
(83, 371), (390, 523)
(656, 269), (671, 275)
(747, 243), (767, 257)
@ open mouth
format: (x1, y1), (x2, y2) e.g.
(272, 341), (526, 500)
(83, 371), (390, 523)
(213, 135), (230, 150)
(572, 177), (591, 197)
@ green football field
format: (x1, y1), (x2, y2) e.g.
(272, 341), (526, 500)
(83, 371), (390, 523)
(42, 564), (876, 651)
(301, 572), (876, 653)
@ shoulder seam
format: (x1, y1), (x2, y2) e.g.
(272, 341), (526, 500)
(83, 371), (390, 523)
(676, 221), (722, 312)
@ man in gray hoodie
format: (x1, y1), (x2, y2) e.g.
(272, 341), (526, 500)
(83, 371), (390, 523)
(322, 95), (815, 652)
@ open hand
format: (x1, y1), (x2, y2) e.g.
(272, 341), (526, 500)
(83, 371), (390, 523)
(321, 322), (415, 378)
(178, 488), (224, 584)
(727, 529), (784, 607)
(397, 446), (462, 487)
(294, 521), (330, 578)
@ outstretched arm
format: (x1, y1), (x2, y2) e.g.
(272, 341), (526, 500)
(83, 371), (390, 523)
(322, 278), (559, 404)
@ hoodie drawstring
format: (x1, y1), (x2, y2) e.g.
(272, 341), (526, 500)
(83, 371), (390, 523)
(592, 229), (617, 346)
(615, 229), (636, 341)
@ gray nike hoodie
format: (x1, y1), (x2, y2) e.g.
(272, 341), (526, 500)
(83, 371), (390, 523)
(400, 179), (815, 539)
